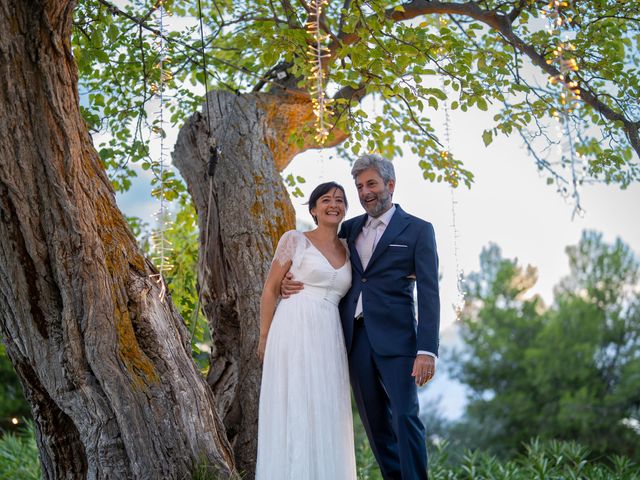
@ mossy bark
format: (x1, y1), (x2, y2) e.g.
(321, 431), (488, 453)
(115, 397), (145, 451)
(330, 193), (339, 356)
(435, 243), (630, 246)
(0, 2), (235, 478)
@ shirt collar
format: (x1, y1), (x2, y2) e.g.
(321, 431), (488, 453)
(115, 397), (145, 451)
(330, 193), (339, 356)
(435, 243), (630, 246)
(367, 204), (396, 228)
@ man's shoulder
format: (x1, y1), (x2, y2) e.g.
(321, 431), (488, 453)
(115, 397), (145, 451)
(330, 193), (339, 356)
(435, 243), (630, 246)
(395, 205), (433, 230)
(342, 214), (366, 230)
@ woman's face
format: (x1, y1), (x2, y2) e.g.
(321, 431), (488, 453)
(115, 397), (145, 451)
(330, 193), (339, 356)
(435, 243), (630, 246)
(311, 187), (346, 226)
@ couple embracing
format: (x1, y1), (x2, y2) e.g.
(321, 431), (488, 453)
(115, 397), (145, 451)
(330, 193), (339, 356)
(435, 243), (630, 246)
(256, 154), (440, 480)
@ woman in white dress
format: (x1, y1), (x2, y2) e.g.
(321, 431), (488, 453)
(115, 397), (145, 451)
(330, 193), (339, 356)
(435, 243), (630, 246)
(256, 182), (357, 480)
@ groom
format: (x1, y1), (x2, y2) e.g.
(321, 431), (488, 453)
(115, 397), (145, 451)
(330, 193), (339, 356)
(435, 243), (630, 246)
(285, 154), (440, 479)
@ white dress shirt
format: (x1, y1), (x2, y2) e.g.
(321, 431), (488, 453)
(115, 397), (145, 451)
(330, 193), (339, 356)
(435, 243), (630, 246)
(354, 205), (436, 359)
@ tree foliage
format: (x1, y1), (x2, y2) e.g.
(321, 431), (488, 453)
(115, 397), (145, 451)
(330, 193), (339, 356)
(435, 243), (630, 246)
(453, 231), (640, 461)
(73, 0), (639, 197)
(157, 201), (211, 369)
(0, 345), (31, 431)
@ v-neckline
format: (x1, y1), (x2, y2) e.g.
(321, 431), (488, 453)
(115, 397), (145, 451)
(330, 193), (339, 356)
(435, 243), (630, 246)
(302, 232), (349, 271)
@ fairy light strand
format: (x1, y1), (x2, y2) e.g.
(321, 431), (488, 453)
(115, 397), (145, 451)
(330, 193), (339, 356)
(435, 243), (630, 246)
(542, 0), (585, 217)
(543, 0), (581, 111)
(437, 18), (466, 319)
(149, 0), (174, 301)
(306, 0), (333, 145)
(442, 78), (466, 320)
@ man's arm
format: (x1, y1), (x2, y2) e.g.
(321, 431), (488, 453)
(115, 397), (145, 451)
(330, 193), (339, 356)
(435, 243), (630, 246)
(412, 221), (440, 386)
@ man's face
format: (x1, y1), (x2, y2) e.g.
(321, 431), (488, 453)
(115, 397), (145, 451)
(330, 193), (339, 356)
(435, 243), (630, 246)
(355, 168), (395, 217)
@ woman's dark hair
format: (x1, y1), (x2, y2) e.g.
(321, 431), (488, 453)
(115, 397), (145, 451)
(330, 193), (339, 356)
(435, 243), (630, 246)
(306, 181), (348, 224)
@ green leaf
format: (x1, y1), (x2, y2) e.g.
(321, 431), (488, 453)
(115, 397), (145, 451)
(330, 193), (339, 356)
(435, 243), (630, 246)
(482, 130), (493, 146)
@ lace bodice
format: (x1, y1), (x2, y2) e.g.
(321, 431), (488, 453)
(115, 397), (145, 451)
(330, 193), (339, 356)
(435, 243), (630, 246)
(273, 230), (351, 305)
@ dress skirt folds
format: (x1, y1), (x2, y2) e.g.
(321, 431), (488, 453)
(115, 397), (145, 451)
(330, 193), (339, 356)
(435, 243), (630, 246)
(256, 230), (357, 480)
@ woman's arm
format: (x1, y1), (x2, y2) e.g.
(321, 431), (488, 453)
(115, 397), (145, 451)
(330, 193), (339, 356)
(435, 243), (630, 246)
(257, 258), (292, 361)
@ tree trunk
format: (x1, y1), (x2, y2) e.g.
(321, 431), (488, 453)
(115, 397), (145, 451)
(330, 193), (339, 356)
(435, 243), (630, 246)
(0, 2), (235, 478)
(173, 89), (347, 475)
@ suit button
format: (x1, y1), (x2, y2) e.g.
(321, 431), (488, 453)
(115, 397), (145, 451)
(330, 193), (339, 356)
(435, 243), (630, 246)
(362, 278), (367, 282)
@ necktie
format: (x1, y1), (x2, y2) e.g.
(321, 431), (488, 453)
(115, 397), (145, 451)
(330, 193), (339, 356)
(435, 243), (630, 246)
(361, 218), (381, 269)
(354, 218), (382, 318)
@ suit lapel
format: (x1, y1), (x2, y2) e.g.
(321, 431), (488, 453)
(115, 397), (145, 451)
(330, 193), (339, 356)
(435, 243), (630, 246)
(348, 214), (368, 273)
(366, 205), (410, 270)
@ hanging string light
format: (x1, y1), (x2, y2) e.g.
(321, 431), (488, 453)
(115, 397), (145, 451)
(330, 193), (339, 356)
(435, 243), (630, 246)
(542, 0), (584, 217)
(543, 0), (581, 113)
(438, 15), (466, 319)
(306, 0), (333, 145)
(441, 75), (466, 320)
(148, 0), (174, 300)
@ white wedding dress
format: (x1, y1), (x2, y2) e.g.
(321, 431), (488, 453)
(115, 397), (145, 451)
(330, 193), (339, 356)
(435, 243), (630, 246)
(256, 230), (357, 480)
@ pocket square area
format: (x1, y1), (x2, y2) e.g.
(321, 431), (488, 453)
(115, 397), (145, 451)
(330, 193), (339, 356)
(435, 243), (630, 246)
(389, 244), (408, 248)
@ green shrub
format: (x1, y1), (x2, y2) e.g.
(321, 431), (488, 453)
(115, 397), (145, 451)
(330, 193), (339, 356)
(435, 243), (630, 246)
(357, 431), (640, 479)
(0, 344), (31, 431)
(0, 422), (41, 480)
(428, 438), (640, 479)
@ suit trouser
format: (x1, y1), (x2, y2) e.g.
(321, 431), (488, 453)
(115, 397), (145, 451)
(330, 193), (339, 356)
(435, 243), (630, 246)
(349, 321), (428, 480)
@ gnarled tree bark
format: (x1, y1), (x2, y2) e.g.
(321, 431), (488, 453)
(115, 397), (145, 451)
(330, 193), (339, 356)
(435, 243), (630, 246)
(173, 89), (347, 476)
(0, 1), (234, 478)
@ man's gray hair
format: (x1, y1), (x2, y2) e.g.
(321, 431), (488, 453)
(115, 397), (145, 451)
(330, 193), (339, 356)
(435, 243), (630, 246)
(351, 154), (396, 183)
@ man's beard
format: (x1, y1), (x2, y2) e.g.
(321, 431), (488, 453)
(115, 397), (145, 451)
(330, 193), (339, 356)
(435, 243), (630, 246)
(362, 189), (392, 217)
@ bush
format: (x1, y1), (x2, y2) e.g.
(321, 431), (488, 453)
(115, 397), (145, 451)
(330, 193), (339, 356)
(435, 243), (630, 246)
(0, 344), (31, 431)
(356, 433), (640, 479)
(429, 438), (640, 479)
(0, 422), (41, 480)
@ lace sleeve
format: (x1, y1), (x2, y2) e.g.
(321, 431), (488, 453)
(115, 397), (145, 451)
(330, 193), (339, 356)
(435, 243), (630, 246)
(272, 230), (303, 267)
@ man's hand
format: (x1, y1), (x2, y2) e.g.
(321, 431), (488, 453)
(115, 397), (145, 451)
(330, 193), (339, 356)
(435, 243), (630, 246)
(281, 272), (304, 298)
(411, 354), (435, 387)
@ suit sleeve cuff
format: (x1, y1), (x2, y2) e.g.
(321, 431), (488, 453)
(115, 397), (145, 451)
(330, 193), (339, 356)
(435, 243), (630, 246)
(417, 350), (437, 359)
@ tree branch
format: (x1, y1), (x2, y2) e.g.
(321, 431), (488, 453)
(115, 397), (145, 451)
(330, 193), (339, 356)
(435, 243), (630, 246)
(338, 0), (353, 36)
(326, 0), (640, 157)
(507, 0), (527, 24)
(96, 0), (289, 90)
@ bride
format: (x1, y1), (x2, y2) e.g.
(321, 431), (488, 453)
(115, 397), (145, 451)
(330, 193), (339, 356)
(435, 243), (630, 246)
(255, 181), (357, 480)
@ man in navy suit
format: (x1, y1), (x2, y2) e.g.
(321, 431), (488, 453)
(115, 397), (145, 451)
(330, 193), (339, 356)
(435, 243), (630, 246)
(284, 154), (440, 479)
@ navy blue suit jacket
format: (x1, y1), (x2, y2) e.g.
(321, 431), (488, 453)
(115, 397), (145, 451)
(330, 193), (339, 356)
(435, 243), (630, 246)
(338, 205), (440, 357)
